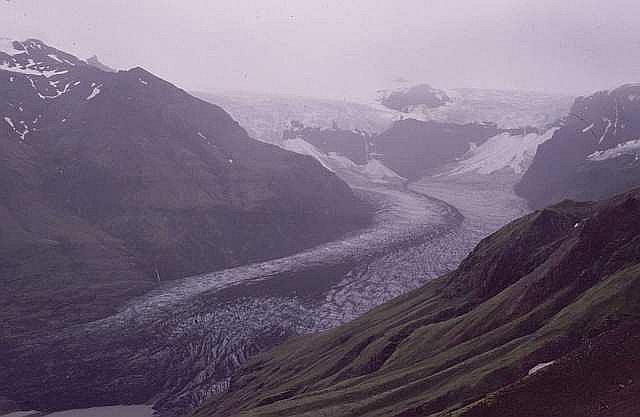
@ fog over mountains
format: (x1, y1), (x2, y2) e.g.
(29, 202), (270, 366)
(2, 2), (640, 417)
(3, 0), (640, 100)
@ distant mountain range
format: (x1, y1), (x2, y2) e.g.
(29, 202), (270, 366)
(0, 38), (371, 338)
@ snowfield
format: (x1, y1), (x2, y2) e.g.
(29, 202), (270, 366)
(280, 138), (405, 185)
(444, 128), (558, 176)
(194, 90), (397, 143)
(377, 87), (572, 130)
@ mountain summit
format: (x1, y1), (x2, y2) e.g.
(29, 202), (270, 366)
(0, 38), (371, 337)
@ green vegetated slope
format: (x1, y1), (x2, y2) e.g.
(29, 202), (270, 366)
(195, 188), (640, 417)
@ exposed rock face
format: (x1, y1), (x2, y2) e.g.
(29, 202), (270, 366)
(194, 188), (640, 417)
(374, 119), (500, 179)
(517, 84), (640, 208)
(0, 39), (372, 337)
(283, 120), (372, 165)
(86, 55), (117, 72)
(378, 83), (451, 112)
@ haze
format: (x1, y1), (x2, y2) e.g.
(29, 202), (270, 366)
(3, 0), (640, 101)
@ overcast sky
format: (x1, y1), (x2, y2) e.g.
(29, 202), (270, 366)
(2, 0), (640, 101)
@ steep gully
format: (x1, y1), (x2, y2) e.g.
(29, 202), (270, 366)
(4, 173), (528, 416)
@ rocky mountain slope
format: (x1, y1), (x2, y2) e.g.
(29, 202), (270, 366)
(517, 84), (640, 208)
(0, 39), (371, 337)
(282, 121), (372, 165)
(374, 119), (501, 179)
(194, 187), (640, 417)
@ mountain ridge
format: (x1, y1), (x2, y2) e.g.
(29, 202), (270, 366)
(193, 187), (640, 417)
(517, 84), (640, 208)
(0, 38), (372, 338)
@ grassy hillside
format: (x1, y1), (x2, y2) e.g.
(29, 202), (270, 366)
(194, 189), (640, 417)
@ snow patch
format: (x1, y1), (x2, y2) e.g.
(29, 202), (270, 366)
(0, 62), (68, 78)
(528, 361), (555, 375)
(599, 119), (613, 144)
(3, 116), (29, 140)
(281, 138), (404, 185)
(4, 116), (15, 129)
(587, 138), (640, 161)
(139, 78), (148, 85)
(582, 123), (594, 133)
(47, 53), (64, 63)
(86, 83), (102, 100)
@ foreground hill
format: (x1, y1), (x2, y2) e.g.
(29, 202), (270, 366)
(517, 84), (640, 208)
(195, 187), (640, 417)
(0, 39), (371, 336)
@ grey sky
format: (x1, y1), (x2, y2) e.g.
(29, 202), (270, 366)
(2, 0), (640, 101)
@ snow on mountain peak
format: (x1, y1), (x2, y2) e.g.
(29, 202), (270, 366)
(0, 38), (84, 78)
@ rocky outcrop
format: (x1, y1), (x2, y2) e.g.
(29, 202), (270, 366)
(374, 119), (500, 179)
(377, 83), (451, 112)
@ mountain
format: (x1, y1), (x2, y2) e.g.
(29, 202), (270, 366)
(0, 38), (371, 337)
(376, 85), (572, 130)
(377, 83), (451, 112)
(517, 84), (640, 208)
(374, 119), (501, 179)
(283, 120), (372, 165)
(194, 187), (640, 417)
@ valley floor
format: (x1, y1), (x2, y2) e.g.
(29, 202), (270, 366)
(3, 172), (529, 417)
